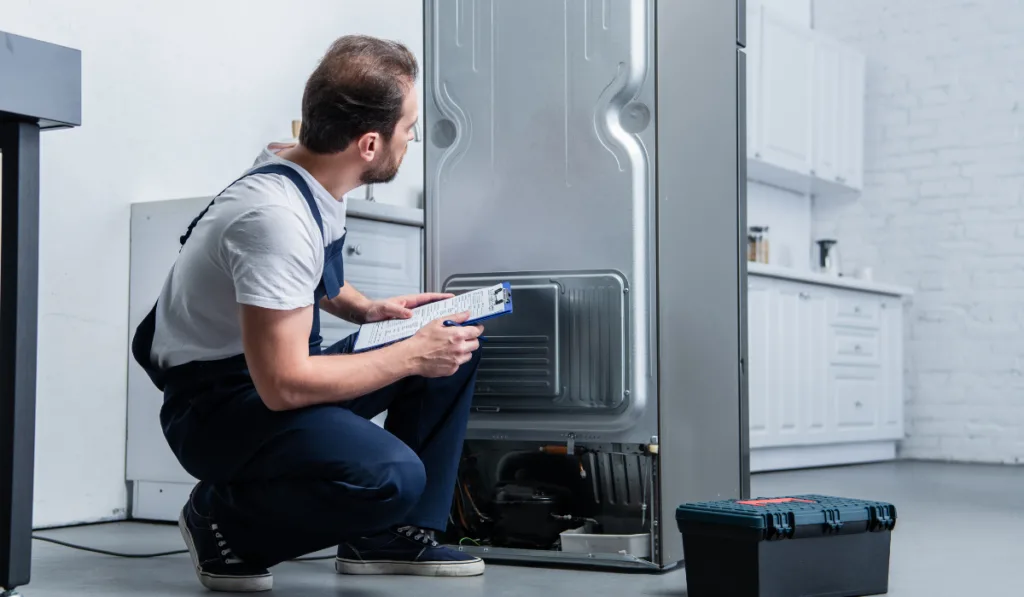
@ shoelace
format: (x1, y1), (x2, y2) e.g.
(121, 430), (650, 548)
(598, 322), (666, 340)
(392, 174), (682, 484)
(211, 523), (243, 565)
(396, 526), (439, 547)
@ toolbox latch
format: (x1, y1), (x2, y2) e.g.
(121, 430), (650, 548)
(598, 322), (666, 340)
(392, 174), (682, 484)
(766, 511), (795, 541)
(822, 507), (844, 534)
(868, 504), (897, 532)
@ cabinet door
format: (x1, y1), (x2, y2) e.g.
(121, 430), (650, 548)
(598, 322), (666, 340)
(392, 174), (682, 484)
(759, 9), (815, 174)
(812, 38), (841, 182)
(879, 299), (904, 439)
(746, 5), (763, 160)
(747, 279), (774, 448)
(769, 283), (828, 446)
(800, 289), (830, 439)
(773, 287), (804, 443)
(838, 49), (866, 190)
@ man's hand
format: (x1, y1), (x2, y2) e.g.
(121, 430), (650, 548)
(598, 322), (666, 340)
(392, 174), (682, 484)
(401, 311), (483, 377)
(363, 292), (455, 323)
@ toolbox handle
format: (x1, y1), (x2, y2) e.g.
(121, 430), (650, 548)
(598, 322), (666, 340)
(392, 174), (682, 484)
(868, 504), (898, 532)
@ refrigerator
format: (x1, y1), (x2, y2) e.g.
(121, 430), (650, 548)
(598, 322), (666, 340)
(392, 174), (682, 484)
(423, 0), (748, 569)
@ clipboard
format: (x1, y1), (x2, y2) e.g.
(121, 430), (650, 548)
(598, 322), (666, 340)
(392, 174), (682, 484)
(352, 282), (512, 352)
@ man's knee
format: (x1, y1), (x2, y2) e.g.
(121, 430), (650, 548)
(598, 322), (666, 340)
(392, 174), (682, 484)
(318, 445), (425, 533)
(380, 449), (427, 512)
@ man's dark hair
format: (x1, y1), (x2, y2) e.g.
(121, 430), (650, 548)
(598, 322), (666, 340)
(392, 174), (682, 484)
(299, 35), (418, 154)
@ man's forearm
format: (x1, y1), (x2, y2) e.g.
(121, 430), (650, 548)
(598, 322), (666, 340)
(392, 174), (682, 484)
(242, 302), (415, 411)
(273, 343), (416, 409)
(320, 282), (372, 324)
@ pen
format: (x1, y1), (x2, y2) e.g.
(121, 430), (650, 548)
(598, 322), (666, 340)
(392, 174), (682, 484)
(443, 320), (487, 342)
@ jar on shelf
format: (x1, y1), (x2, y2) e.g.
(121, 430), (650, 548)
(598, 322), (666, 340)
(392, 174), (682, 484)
(748, 226), (770, 264)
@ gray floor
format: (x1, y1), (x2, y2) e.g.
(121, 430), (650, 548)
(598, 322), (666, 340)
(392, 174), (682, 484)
(18, 461), (1023, 596)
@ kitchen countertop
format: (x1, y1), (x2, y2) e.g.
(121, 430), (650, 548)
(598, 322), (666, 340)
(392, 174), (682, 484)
(747, 262), (914, 296)
(346, 198), (424, 227)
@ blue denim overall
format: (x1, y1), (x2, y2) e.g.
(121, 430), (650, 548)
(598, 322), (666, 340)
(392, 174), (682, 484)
(131, 164), (480, 568)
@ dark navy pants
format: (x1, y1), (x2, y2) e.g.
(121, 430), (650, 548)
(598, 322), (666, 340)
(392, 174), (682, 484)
(159, 333), (481, 568)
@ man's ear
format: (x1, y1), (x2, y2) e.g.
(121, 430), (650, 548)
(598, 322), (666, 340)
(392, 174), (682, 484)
(356, 132), (380, 162)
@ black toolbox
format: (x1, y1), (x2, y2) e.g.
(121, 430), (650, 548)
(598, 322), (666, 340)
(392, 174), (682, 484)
(675, 495), (897, 597)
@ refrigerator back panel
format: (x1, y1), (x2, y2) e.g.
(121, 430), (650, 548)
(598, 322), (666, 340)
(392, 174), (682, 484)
(425, 0), (657, 442)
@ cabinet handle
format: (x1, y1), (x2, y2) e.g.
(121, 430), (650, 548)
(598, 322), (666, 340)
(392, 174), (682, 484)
(810, 169), (817, 176)
(347, 244), (363, 256)
(854, 306), (862, 314)
(799, 292), (810, 299)
(855, 401), (863, 408)
(755, 152), (762, 158)
(854, 344), (862, 352)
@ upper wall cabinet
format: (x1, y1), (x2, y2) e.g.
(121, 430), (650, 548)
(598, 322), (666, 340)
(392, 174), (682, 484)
(745, 5), (865, 197)
(757, 9), (815, 176)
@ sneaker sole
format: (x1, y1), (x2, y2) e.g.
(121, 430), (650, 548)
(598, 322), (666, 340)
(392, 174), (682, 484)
(178, 510), (274, 592)
(335, 557), (485, 577)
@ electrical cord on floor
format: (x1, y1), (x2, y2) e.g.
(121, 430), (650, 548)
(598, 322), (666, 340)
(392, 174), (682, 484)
(31, 535), (334, 561)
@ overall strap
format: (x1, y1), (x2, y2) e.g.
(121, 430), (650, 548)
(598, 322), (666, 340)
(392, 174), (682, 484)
(178, 163), (323, 248)
(132, 162), (324, 392)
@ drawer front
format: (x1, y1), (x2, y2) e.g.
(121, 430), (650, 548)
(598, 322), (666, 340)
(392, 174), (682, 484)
(831, 292), (881, 328)
(832, 366), (880, 429)
(342, 218), (422, 291)
(829, 327), (880, 365)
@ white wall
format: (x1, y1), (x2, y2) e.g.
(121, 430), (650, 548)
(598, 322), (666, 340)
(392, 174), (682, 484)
(1, 0), (424, 527)
(813, 0), (1024, 464)
(747, 182), (814, 270)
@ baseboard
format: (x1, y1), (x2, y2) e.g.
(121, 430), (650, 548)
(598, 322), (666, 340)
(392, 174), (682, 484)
(751, 441), (897, 473)
(131, 480), (195, 522)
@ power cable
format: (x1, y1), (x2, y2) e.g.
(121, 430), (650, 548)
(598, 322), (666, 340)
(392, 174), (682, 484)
(31, 533), (334, 561)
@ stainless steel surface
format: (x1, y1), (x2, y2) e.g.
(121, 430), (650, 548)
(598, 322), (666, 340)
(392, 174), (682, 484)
(424, 0), (745, 569)
(654, 0), (746, 566)
(446, 272), (634, 426)
(425, 0), (657, 445)
(738, 42), (751, 502)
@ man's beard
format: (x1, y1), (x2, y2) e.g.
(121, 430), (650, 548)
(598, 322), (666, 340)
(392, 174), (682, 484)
(360, 144), (402, 185)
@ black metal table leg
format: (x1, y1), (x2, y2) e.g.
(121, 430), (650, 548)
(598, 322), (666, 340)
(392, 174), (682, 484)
(0, 121), (41, 595)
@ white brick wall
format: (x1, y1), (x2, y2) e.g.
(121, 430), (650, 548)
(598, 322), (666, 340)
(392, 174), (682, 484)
(813, 0), (1024, 464)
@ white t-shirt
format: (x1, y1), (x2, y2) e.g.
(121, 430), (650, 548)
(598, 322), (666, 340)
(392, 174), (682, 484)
(150, 144), (347, 368)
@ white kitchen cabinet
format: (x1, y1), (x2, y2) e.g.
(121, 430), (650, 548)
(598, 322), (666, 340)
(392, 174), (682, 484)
(830, 366), (881, 433)
(811, 41), (865, 194)
(744, 5), (866, 198)
(812, 38), (842, 183)
(837, 49), (866, 191)
(747, 279), (772, 445)
(757, 9), (814, 175)
(879, 297), (904, 437)
(746, 271), (909, 471)
(749, 279), (830, 451)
